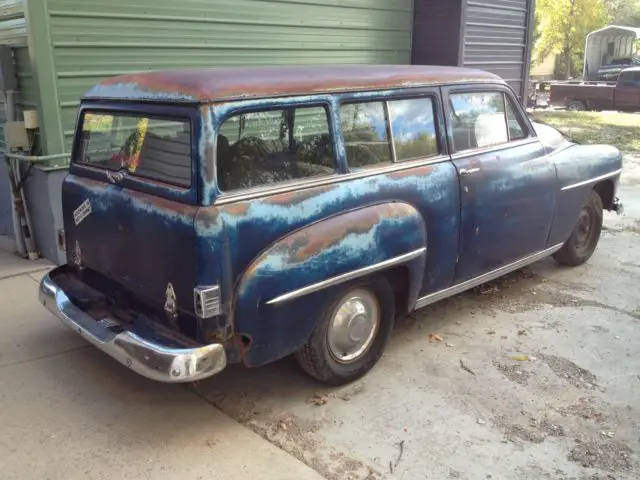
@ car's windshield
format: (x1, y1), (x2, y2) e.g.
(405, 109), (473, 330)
(76, 112), (192, 187)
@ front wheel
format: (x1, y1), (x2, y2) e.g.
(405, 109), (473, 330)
(295, 275), (395, 385)
(553, 190), (603, 266)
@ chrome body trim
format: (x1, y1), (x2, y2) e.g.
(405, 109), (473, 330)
(413, 243), (563, 310)
(39, 273), (227, 383)
(266, 247), (427, 305)
(384, 101), (399, 162)
(459, 167), (480, 176)
(560, 169), (623, 191)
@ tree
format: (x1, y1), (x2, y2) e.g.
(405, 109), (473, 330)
(604, 0), (640, 26)
(535, 0), (609, 79)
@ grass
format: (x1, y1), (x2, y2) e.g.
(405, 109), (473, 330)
(530, 110), (640, 153)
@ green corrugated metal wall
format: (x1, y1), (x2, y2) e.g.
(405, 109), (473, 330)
(0, 1), (29, 236)
(45, 0), (414, 153)
(0, 0), (32, 152)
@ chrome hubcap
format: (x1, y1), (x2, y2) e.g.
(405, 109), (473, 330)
(327, 289), (380, 363)
(576, 210), (591, 243)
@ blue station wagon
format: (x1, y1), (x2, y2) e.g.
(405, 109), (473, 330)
(39, 65), (624, 385)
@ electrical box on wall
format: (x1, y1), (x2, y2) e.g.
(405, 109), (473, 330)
(4, 121), (29, 149)
(23, 110), (38, 129)
(0, 45), (17, 91)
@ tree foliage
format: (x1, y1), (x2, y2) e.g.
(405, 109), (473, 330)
(605, 0), (640, 26)
(535, 0), (609, 78)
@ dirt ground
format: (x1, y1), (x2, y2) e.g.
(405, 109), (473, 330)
(193, 153), (640, 480)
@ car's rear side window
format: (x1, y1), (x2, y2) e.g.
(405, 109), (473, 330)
(340, 102), (392, 167)
(216, 106), (335, 192)
(388, 98), (438, 161)
(340, 97), (439, 169)
(77, 112), (192, 188)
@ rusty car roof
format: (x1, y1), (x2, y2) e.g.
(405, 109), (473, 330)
(83, 65), (504, 104)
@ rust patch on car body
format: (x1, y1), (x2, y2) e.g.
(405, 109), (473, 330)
(279, 203), (412, 263)
(200, 105), (216, 184)
(388, 164), (434, 180)
(127, 189), (196, 217)
(221, 203), (251, 217)
(261, 184), (337, 206)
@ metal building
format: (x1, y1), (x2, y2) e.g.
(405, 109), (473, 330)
(412, 0), (535, 100)
(0, 0), (535, 263)
(583, 25), (640, 81)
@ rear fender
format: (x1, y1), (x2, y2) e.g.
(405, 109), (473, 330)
(234, 201), (427, 366)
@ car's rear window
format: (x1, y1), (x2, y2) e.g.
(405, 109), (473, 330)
(77, 112), (192, 188)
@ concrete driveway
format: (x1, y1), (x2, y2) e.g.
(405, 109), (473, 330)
(192, 167), (640, 480)
(2, 162), (639, 480)
(0, 252), (321, 480)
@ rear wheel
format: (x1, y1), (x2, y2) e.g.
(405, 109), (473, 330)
(567, 100), (586, 111)
(553, 190), (603, 266)
(295, 275), (395, 385)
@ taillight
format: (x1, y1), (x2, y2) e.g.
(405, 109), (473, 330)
(194, 285), (221, 319)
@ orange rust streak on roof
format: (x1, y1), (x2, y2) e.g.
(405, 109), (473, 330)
(86, 65), (503, 103)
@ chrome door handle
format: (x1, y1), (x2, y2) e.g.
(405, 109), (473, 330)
(459, 168), (480, 176)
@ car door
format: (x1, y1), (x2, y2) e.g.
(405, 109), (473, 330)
(614, 71), (640, 110)
(444, 86), (557, 282)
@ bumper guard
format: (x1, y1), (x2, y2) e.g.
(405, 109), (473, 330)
(611, 197), (624, 215)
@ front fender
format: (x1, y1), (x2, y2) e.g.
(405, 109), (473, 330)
(547, 143), (622, 246)
(234, 201), (427, 366)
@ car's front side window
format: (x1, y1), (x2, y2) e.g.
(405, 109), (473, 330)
(449, 92), (508, 151)
(449, 91), (528, 153)
(216, 105), (335, 192)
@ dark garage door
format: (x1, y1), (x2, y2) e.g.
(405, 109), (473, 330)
(462, 0), (533, 98)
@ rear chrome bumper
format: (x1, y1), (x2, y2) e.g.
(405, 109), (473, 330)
(39, 271), (227, 383)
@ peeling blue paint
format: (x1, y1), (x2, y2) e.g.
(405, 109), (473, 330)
(237, 206), (425, 297)
(65, 176), (193, 227)
(199, 108), (218, 205)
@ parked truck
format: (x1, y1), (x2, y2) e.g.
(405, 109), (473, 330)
(550, 67), (640, 111)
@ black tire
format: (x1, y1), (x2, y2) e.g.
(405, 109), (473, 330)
(295, 275), (395, 385)
(567, 100), (586, 111)
(553, 190), (603, 266)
